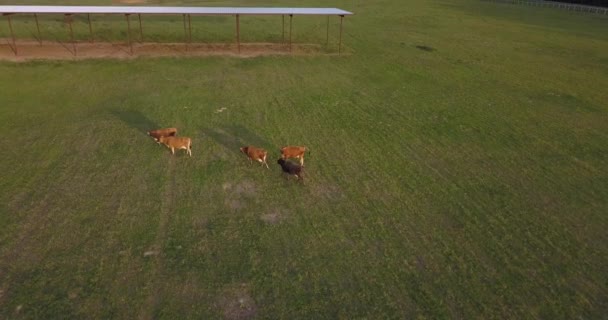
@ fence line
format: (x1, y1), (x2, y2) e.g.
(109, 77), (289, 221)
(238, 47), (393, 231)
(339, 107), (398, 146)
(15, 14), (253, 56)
(481, 0), (608, 14)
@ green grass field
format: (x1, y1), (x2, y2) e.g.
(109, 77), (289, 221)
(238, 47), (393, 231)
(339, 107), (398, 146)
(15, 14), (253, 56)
(1, 0), (607, 318)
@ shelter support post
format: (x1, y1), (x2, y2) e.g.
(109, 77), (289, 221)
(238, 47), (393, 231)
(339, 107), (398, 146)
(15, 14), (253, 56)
(182, 14), (188, 51)
(4, 13), (17, 55)
(138, 13), (143, 42)
(66, 14), (76, 56)
(188, 14), (192, 44)
(125, 14), (133, 54)
(236, 14), (240, 53)
(326, 16), (329, 46)
(339, 15), (344, 55)
(34, 13), (42, 45)
(87, 13), (93, 43)
(289, 14), (292, 52)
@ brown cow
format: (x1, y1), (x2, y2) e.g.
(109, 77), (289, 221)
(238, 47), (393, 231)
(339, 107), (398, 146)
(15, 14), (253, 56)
(240, 146), (269, 169)
(147, 128), (177, 143)
(159, 136), (192, 157)
(280, 146), (307, 166)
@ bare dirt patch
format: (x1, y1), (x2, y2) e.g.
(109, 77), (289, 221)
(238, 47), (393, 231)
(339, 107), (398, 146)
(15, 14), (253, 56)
(216, 283), (257, 320)
(192, 216), (208, 230)
(260, 208), (290, 225)
(233, 181), (257, 197)
(223, 180), (257, 211)
(312, 183), (346, 202)
(0, 40), (330, 62)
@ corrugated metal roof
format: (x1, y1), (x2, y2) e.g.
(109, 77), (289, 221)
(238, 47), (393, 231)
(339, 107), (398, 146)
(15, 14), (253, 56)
(0, 6), (353, 16)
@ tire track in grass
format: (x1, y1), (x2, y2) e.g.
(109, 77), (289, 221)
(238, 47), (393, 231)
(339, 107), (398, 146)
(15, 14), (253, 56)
(138, 157), (175, 319)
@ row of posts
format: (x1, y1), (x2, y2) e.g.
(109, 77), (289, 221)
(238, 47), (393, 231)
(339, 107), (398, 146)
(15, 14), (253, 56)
(2, 13), (345, 56)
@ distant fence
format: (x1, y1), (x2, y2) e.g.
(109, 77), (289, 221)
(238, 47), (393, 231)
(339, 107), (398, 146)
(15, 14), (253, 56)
(481, 0), (608, 14)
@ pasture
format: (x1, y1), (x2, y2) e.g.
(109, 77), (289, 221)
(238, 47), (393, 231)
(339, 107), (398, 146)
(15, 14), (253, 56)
(1, 0), (607, 318)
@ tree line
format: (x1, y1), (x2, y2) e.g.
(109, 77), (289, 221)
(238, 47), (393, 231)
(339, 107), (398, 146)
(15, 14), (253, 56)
(549, 0), (608, 7)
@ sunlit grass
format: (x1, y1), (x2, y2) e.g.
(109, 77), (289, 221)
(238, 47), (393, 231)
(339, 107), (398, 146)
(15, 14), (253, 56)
(0, 0), (607, 318)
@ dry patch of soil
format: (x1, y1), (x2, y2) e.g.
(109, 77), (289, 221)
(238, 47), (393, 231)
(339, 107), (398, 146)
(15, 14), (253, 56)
(223, 180), (257, 211)
(312, 183), (346, 202)
(260, 208), (290, 225)
(0, 40), (329, 62)
(216, 283), (257, 320)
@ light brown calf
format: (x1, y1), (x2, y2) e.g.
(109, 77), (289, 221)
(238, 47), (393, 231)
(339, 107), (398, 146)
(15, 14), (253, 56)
(240, 146), (269, 169)
(147, 128), (177, 143)
(280, 146), (307, 166)
(159, 136), (192, 157)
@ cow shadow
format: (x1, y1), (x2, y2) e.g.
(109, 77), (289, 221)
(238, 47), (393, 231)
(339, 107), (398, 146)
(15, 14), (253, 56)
(201, 125), (274, 155)
(110, 109), (159, 135)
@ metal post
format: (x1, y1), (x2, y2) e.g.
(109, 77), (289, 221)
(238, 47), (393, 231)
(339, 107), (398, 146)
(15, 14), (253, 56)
(289, 14), (292, 52)
(236, 14), (240, 53)
(138, 14), (143, 42)
(34, 13), (42, 45)
(125, 14), (133, 54)
(326, 16), (329, 46)
(188, 14), (192, 44)
(66, 14), (76, 56)
(5, 14), (17, 55)
(183, 14), (188, 51)
(87, 13), (93, 43)
(339, 15), (344, 55)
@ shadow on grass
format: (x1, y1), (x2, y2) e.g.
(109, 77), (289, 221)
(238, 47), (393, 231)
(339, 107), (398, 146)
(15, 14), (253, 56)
(416, 45), (435, 52)
(110, 109), (159, 135)
(201, 126), (273, 155)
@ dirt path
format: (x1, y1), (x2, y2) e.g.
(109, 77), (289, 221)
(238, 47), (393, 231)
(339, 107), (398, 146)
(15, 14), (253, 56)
(0, 40), (329, 61)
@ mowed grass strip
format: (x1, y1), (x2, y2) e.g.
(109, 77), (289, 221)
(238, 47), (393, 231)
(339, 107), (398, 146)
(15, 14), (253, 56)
(0, 0), (607, 318)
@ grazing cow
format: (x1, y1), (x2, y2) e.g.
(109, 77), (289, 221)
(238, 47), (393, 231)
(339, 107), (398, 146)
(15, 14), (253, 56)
(240, 146), (269, 169)
(280, 146), (307, 166)
(159, 136), (192, 157)
(147, 128), (177, 143)
(277, 159), (303, 181)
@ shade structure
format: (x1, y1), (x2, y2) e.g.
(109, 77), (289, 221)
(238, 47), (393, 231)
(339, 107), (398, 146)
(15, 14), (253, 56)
(0, 6), (353, 16)
(1, 5), (353, 57)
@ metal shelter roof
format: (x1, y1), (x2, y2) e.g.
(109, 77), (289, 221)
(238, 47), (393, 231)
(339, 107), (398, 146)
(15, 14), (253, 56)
(0, 6), (353, 16)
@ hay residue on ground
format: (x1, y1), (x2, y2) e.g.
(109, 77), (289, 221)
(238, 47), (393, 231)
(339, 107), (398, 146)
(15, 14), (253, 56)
(0, 40), (331, 61)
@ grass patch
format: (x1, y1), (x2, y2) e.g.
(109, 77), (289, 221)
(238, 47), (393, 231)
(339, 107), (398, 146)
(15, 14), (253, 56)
(0, 0), (607, 318)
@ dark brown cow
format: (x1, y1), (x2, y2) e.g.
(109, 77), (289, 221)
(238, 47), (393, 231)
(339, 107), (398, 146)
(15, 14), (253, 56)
(277, 159), (303, 181)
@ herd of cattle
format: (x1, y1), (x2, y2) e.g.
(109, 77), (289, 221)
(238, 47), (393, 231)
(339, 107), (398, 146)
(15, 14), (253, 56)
(147, 127), (307, 181)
